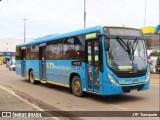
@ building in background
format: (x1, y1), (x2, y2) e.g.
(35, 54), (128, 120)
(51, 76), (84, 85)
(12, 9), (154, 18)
(141, 25), (160, 73)
(141, 25), (160, 51)
(0, 51), (16, 63)
(0, 38), (33, 52)
(0, 37), (32, 64)
(0, 51), (15, 64)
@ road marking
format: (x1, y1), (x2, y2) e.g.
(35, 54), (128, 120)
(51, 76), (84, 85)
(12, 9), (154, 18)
(110, 104), (128, 110)
(0, 85), (60, 120)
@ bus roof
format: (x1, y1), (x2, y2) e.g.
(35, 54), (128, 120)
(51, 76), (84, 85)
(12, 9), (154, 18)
(103, 26), (140, 30)
(16, 25), (141, 47)
(16, 26), (103, 47)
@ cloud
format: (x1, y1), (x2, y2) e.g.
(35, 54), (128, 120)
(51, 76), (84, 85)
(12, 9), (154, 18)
(0, 0), (159, 39)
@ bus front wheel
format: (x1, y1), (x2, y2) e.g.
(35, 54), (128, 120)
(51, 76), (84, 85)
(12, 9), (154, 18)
(71, 76), (84, 97)
(29, 70), (36, 84)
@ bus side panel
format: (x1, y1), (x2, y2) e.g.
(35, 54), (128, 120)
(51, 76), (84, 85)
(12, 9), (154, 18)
(46, 60), (71, 85)
(16, 60), (22, 75)
(26, 60), (40, 79)
(46, 60), (86, 87)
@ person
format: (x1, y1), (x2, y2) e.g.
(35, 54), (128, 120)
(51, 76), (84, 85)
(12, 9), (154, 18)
(9, 59), (13, 65)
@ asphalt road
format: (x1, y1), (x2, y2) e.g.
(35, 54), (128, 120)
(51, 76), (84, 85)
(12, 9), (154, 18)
(0, 65), (159, 120)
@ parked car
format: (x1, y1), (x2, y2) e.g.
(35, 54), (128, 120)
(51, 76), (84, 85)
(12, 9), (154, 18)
(9, 62), (15, 71)
(9, 60), (16, 71)
(156, 57), (160, 73)
(6, 61), (10, 68)
(149, 60), (156, 73)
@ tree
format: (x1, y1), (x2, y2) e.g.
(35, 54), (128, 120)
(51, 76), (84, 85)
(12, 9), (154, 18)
(150, 51), (160, 57)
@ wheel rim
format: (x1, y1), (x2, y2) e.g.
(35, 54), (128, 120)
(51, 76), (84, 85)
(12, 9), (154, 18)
(73, 81), (81, 92)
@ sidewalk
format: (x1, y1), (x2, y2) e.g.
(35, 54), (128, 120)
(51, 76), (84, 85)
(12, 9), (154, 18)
(0, 86), (40, 111)
(0, 86), (56, 120)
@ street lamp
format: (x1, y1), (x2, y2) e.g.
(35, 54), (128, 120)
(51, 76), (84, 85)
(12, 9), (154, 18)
(84, 0), (86, 28)
(22, 19), (28, 43)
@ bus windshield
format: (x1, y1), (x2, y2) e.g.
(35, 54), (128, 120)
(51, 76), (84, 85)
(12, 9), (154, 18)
(106, 38), (148, 71)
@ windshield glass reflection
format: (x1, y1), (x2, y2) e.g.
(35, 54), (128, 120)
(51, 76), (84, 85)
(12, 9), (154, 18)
(106, 38), (148, 71)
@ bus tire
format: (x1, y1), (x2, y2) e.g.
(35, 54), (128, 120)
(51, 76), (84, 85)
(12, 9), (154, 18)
(29, 70), (36, 84)
(71, 76), (84, 97)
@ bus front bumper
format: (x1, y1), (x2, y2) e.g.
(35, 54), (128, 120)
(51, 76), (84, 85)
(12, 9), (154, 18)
(102, 81), (150, 95)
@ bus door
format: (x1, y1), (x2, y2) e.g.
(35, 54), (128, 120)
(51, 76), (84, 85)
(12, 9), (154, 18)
(86, 39), (101, 92)
(39, 43), (46, 80)
(21, 47), (26, 77)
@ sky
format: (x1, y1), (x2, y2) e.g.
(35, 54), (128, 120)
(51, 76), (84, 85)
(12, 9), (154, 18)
(0, 0), (159, 51)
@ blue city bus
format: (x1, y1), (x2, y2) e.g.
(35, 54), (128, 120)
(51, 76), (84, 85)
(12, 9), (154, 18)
(16, 26), (150, 97)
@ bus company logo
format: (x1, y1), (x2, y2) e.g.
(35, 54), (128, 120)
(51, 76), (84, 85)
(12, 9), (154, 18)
(47, 62), (71, 70)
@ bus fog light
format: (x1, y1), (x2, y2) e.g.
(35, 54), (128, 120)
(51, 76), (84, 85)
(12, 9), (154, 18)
(107, 74), (118, 85)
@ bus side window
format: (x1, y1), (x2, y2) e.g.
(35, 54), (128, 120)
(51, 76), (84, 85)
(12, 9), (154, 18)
(30, 45), (39, 60)
(63, 38), (77, 59)
(16, 47), (21, 60)
(63, 36), (85, 60)
(46, 40), (62, 60)
(26, 46), (31, 60)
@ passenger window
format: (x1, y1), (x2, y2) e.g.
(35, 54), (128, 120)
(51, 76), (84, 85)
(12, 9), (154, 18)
(30, 45), (39, 60)
(63, 35), (85, 60)
(46, 40), (62, 59)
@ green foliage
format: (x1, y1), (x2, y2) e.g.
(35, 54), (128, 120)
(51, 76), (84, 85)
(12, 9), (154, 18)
(150, 51), (160, 57)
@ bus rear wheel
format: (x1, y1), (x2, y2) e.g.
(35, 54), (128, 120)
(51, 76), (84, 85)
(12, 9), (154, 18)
(71, 76), (84, 97)
(29, 70), (36, 84)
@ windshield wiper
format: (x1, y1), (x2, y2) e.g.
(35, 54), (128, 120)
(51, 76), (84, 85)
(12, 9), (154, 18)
(116, 36), (132, 60)
(131, 37), (138, 60)
(116, 36), (138, 71)
(116, 36), (138, 61)
(127, 41), (132, 60)
(116, 36), (128, 52)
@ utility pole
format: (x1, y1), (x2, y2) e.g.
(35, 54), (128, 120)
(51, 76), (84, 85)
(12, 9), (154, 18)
(84, 0), (86, 28)
(22, 19), (28, 43)
(159, 0), (160, 25)
(144, 0), (146, 27)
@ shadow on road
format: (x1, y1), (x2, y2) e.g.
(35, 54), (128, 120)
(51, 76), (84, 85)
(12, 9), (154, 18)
(20, 78), (146, 104)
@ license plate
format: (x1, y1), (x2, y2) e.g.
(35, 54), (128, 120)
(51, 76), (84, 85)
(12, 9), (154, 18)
(131, 88), (137, 92)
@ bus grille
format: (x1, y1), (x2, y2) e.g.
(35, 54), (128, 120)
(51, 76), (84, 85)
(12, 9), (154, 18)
(115, 71), (146, 78)
(122, 84), (145, 93)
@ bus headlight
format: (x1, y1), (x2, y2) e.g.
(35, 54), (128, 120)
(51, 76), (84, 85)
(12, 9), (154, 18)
(107, 74), (118, 85)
